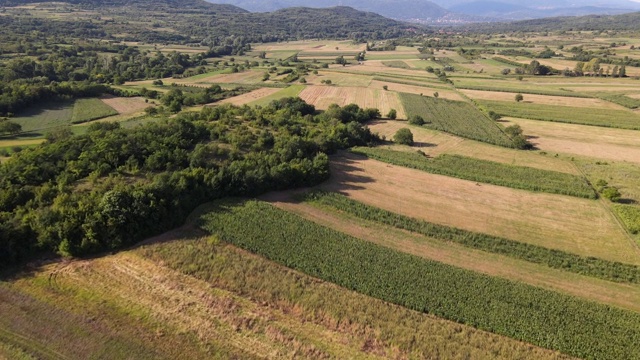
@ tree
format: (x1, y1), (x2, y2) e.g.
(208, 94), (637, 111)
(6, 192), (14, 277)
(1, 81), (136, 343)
(515, 93), (524, 102)
(602, 187), (621, 202)
(394, 128), (414, 145)
(0, 120), (22, 136)
(408, 115), (425, 126)
(387, 109), (397, 120)
(433, 92), (439, 98)
(383, 85), (388, 91)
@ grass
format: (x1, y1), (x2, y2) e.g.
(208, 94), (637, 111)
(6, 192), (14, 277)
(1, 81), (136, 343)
(399, 93), (514, 147)
(479, 99), (640, 129)
(248, 85), (305, 107)
(596, 93), (640, 109)
(456, 84), (591, 98)
(351, 147), (596, 198)
(71, 98), (118, 124)
(613, 204), (640, 234)
(10, 100), (75, 134)
(198, 198), (640, 360)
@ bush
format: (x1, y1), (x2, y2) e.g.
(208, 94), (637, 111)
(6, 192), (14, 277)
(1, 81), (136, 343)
(394, 128), (414, 145)
(602, 186), (622, 202)
(387, 109), (397, 119)
(408, 115), (426, 126)
(515, 93), (524, 102)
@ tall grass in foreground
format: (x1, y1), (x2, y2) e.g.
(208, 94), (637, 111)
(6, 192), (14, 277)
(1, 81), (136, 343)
(351, 147), (597, 198)
(399, 93), (514, 147)
(304, 191), (640, 284)
(199, 198), (640, 360)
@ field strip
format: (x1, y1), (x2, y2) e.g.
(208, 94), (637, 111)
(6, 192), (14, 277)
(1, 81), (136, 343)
(322, 153), (639, 264)
(218, 87), (281, 106)
(461, 89), (627, 110)
(299, 86), (406, 119)
(0, 327), (68, 360)
(505, 117), (640, 164)
(99, 95), (150, 115)
(367, 120), (580, 174)
(262, 191), (640, 313)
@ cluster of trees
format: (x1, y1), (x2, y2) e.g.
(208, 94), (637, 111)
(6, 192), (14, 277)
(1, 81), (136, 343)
(0, 98), (380, 267)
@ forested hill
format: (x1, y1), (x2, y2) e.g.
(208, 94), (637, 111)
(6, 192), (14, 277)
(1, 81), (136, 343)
(0, 0), (247, 12)
(0, 1), (422, 42)
(467, 11), (640, 32)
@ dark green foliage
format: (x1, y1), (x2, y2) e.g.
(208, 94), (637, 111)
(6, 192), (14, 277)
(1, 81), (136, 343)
(408, 115), (426, 126)
(602, 187), (622, 202)
(393, 128), (413, 145)
(200, 198), (640, 360)
(351, 147), (596, 199)
(386, 109), (397, 119)
(0, 120), (21, 136)
(305, 191), (640, 284)
(0, 99), (377, 266)
(399, 93), (514, 148)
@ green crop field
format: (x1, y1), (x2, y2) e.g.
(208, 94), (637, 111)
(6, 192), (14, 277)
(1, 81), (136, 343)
(613, 204), (640, 234)
(248, 85), (305, 107)
(479, 100), (640, 129)
(351, 147), (596, 198)
(10, 100), (75, 134)
(71, 98), (118, 124)
(382, 61), (411, 69)
(399, 93), (514, 147)
(199, 198), (640, 360)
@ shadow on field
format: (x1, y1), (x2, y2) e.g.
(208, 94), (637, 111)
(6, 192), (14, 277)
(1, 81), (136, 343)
(324, 151), (376, 195)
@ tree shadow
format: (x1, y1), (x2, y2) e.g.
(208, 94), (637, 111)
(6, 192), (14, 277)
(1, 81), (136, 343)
(618, 198), (637, 205)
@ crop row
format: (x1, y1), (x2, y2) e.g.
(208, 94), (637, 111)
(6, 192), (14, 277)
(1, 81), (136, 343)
(200, 199), (640, 360)
(351, 147), (596, 198)
(399, 92), (514, 147)
(479, 99), (640, 130)
(596, 93), (640, 109)
(304, 191), (640, 284)
(492, 56), (526, 67)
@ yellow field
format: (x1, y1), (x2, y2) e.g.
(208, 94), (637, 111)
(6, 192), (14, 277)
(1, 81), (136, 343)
(218, 87), (281, 106)
(369, 80), (464, 101)
(367, 120), (580, 174)
(299, 86), (406, 118)
(461, 89), (628, 110)
(305, 72), (373, 87)
(323, 153), (638, 264)
(100, 95), (150, 115)
(505, 117), (640, 164)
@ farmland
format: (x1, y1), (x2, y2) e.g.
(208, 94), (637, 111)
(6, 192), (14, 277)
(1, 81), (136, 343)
(4, 4), (640, 358)
(199, 198), (640, 360)
(351, 147), (596, 198)
(399, 93), (514, 147)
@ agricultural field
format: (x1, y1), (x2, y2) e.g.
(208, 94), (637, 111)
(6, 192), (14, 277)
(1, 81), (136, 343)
(6, 8), (640, 359)
(481, 99), (640, 129)
(399, 93), (514, 147)
(321, 153), (637, 264)
(299, 86), (406, 118)
(71, 98), (118, 124)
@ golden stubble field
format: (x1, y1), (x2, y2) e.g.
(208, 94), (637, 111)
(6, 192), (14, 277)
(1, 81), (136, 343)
(299, 86), (406, 119)
(322, 153), (639, 265)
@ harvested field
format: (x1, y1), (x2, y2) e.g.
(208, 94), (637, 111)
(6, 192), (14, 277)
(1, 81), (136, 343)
(299, 86), (406, 119)
(305, 73), (372, 87)
(505, 117), (640, 164)
(322, 153), (638, 264)
(100, 95), (150, 115)
(366, 120), (580, 174)
(188, 70), (264, 85)
(462, 89), (626, 110)
(248, 85), (305, 107)
(218, 87), (281, 106)
(369, 80), (464, 101)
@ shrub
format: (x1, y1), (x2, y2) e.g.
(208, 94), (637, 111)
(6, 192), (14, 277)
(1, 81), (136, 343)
(515, 93), (524, 102)
(387, 109), (397, 120)
(394, 128), (414, 145)
(408, 115), (426, 126)
(602, 187), (622, 202)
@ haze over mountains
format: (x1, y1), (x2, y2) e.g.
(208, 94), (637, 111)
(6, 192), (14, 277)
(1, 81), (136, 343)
(206, 0), (640, 22)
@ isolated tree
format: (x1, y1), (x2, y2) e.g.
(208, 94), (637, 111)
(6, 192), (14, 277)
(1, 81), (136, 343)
(408, 115), (425, 126)
(515, 93), (524, 102)
(433, 92), (439, 98)
(0, 120), (21, 136)
(383, 85), (388, 90)
(602, 187), (622, 202)
(394, 128), (414, 145)
(387, 109), (397, 119)
(620, 65), (627, 77)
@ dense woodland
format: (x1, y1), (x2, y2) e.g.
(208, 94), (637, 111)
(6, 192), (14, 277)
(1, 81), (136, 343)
(0, 98), (379, 266)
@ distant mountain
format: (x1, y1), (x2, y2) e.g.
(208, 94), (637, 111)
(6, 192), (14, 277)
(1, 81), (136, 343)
(467, 10), (640, 32)
(449, 1), (635, 20)
(206, 0), (451, 22)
